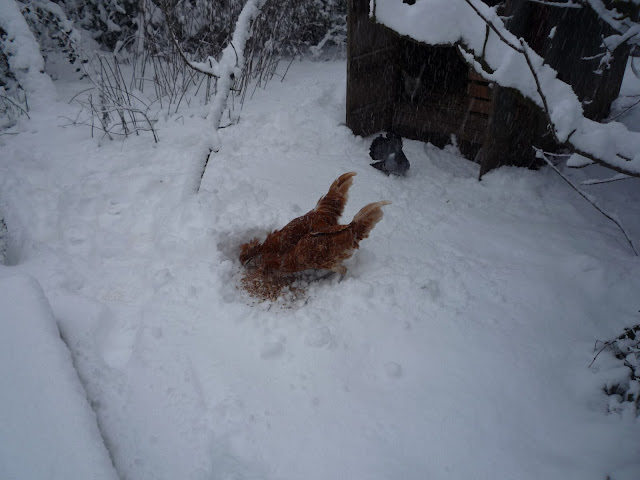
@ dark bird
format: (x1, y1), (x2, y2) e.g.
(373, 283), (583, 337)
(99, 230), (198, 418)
(369, 132), (410, 176)
(277, 200), (391, 279)
(239, 172), (357, 270)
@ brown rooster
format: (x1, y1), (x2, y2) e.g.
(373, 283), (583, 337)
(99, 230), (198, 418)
(277, 200), (391, 278)
(240, 172), (357, 270)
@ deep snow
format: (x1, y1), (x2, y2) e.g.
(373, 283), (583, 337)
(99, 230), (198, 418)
(0, 273), (118, 480)
(1, 59), (639, 480)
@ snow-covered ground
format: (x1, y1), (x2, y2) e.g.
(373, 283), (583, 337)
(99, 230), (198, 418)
(1, 59), (639, 480)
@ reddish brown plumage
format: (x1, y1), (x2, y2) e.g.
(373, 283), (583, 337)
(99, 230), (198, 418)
(277, 200), (391, 277)
(239, 172), (357, 269)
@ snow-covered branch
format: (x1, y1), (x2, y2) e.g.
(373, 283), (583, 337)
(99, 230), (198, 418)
(166, 26), (224, 78)
(166, 0), (268, 142)
(164, 0), (269, 190)
(207, 0), (268, 139)
(373, 0), (640, 177)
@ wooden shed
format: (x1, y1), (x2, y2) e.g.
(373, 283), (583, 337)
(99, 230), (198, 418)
(346, 0), (630, 177)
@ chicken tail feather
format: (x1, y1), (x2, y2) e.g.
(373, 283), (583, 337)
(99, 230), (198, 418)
(314, 171), (357, 219)
(351, 200), (391, 242)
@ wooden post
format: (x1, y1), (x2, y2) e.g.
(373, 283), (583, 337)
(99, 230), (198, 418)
(346, 0), (397, 136)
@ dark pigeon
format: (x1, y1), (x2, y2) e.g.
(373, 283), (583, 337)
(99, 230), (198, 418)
(369, 132), (410, 176)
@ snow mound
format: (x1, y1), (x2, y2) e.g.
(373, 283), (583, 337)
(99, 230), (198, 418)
(0, 272), (118, 480)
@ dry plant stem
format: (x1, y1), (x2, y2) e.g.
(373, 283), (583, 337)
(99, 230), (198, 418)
(60, 116), (156, 139)
(581, 176), (633, 185)
(77, 54), (159, 143)
(0, 94), (30, 118)
(536, 149), (638, 256)
(607, 97), (640, 122)
(167, 27), (218, 78)
(589, 324), (640, 368)
(589, 340), (614, 368)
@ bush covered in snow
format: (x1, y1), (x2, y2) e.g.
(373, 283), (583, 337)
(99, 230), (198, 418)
(594, 323), (640, 417)
(1, 0), (346, 133)
(20, 0), (81, 68)
(0, 16), (28, 128)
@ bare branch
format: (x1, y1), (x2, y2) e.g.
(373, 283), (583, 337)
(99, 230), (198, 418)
(0, 93), (30, 119)
(536, 148), (638, 256)
(519, 38), (560, 144)
(526, 0), (583, 8)
(192, 0), (270, 192)
(463, 0), (524, 52)
(165, 24), (220, 78)
(581, 174), (633, 185)
(607, 97), (640, 122)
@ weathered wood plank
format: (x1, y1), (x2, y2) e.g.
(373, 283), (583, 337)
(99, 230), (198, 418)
(468, 98), (493, 116)
(347, 103), (394, 136)
(467, 82), (491, 100)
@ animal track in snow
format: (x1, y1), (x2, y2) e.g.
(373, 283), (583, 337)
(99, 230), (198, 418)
(107, 201), (127, 215)
(384, 362), (403, 379)
(260, 338), (285, 359)
(97, 309), (140, 369)
(305, 326), (333, 348)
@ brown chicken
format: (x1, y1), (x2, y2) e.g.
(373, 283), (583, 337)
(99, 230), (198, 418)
(277, 200), (391, 278)
(239, 172), (357, 270)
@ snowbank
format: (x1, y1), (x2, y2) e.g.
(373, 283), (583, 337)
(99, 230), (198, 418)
(0, 272), (118, 480)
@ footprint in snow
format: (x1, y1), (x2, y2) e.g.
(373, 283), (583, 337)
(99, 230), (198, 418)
(260, 338), (285, 359)
(64, 226), (86, 246)
(305, 326), (333, 348)
(152, 268), (174, 291)
(384, 362), (403, 379)
(96, 308), (140, 368)
(107, 201), (127, 215)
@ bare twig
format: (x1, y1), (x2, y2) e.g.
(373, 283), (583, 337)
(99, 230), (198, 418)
(166, 24), (220, 78)
(0, 93), (30, 119)
(536, 148), (638, 256)
(463, 0), (523, 51)
(581, 174), (633, 185)
(519, 39), (560, 143)
(589, 340), (614, 368)
(607, 97), (640, 122)
(526, 0), (582, 7)
(60, 116), (157, 137)
(73, 53), (160, 143)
